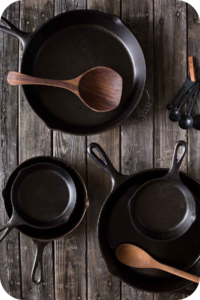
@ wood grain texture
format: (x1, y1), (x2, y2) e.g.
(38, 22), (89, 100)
(121, 0), (154, 299)
(154, 0), (187, 171)
(87, 0), (120, 298)
(87, 2), (120, 300)
(187, 8), (200, 293)
(154, 292), (188, 300)
(0, 0), (200, 298)
(54, 134), (86, 300)
(87, 132), (120, 300)
(0, 3), (22, 298)
(154, 0), (187, 299)
(188, 57), (196, 82)
(19, 1), (54, 299)
(78, 67), (122, 112)
(188, 5), (200, 180)
(53, 1), (87, 300)
(8, 67), (123, 112)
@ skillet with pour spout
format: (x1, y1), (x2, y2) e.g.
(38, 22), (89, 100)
(1, 156), (89, 285)
(0, 10), (146, 135)
(87, 142), (200, 293)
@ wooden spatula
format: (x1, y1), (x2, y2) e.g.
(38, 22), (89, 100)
(7, 67), (123, 112)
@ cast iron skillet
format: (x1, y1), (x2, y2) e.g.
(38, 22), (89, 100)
(2, 157), (89, 285)
(129, 141), (196, 241)
(87, 143), (200, 293)
(0, 163), (77, 239)
(0, 10), (146, 135)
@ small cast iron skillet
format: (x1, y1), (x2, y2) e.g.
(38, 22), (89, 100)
(0, 10), (146, 135)
(87, 143), (200, 293)
(2, 157), (89, 285)
(0, 163), (77, 240)
(129, 141), (196, 241)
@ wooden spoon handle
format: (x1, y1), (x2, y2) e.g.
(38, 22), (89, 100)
(157, 263), (200, 283)
(189, 56), (196, 82)
(7, 72), (69, 90)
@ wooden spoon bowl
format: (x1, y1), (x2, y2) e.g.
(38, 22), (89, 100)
(7, 67), (123, 112)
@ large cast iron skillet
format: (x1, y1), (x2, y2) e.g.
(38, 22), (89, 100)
(0, 10), (146, 135)
(87, 143), (200, 293)
(2, 156), (89, 285)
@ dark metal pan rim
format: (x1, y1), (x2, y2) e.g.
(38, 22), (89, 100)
(107, 267), (198, 293)
(30, 199), (88, 242)
(98, 167), (200, 243)
(21, 10), (130, 42)
(104, 252), (200, 293)
(3, 155), (88, 197)
(19, 10), (146, 135)
(1, 198), (89, 241)
(97, 168), (200, 293)
(100, 243), (200, 293)
(2, 156), (89, 241)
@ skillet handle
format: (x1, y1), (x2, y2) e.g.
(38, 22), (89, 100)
(0, 17), (32, 49)
(31, 240), (48, 285)
(0, 214), (24, 242)
(165, 140), (187, 181)
(87, 143), (126, 190)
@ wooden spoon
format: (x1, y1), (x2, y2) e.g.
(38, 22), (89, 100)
(116, 244), (200, 284)
(7, 67), (123, 112)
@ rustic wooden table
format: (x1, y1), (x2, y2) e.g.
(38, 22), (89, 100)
(0, 0), (199, 299)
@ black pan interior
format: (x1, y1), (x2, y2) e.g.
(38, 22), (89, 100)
(11, 163), (76, 228)
(129, 178), (196, 241)
(2, 157), (86, 240)
(98, 169), (200, 293)
(21, 10), (145, 134)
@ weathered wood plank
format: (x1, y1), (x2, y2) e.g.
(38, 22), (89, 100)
(121, 0), (154, 299)
(187, 3), (200, 296)
(86, 0), (121, 298)
(87, 132), (120, 300)
(122, 290), (153, 300)
(154, 0), (187, 299)
(154, 293), (186, 300)
(53, 1), (87, 299)
(0, 3), (21, 298)
(154, 0), (187, 171)
(19, 1), (54, 299)
(188, 4), (200, 180)
(54, 134), (86, 300)
(55, 0), (86, 12)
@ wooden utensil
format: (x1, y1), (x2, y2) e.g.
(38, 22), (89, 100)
(7, 67), (123, 112)
(116, 244), (200, 284)
(189, 56), (196, 83)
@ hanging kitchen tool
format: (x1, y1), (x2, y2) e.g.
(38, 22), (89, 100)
(179, 57), (199, 129)
(191, 57), (200, 130)
(166, 78), (196, 111)
(7, 67), (123, 112)
(179, 83), (200, 129)
(1, 156), (89, 285)
(128, 141), (196, 241)
(168, 57), (198, 122)
(87, 142), (200, 293)
(169, 82), (198, 122)
(0, 10), (146, 135)
(193, 102), (200, 130)
(0, 163), (77, 241)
